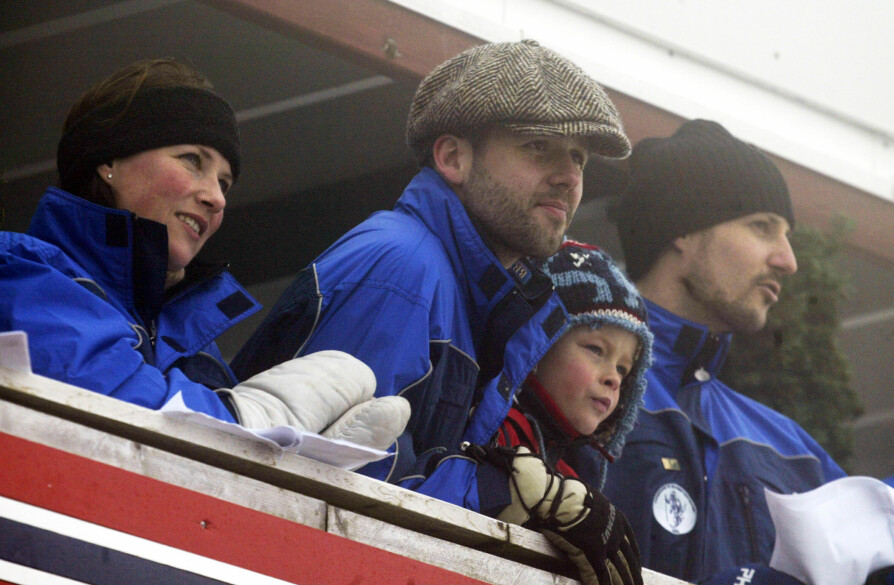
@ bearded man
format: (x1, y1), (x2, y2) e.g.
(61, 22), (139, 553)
(603, 119), (846, 585)
(233, 40), (630, 509)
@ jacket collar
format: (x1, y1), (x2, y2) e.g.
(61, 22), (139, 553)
(29, 187), (168, 318)
(27, 187), (229, 326)
(645, 299), (732, 390)
(395, 168), (556, 377)
(395, 168), (546, 303)
(523, 375), (582, 440)
(518, 376), (618, 467)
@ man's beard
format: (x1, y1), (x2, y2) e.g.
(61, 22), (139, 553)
(463, 162), (571, 262)
(683, 270), (770, 333)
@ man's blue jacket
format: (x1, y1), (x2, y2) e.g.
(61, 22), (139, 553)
(0, 187), (260, 419)
(602, 300), (846, 583)
(233, 168), (568, 513)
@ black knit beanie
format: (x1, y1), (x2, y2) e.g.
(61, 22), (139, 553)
(57, 86), (241, 195)
(610, 119), (794, 281)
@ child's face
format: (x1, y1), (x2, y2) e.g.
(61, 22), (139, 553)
(536, 324), (639, 436)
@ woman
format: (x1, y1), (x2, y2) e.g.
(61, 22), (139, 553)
(0, 59), (254, 420)
(0, 59), (409, 448)
(1, 60), (410, 449)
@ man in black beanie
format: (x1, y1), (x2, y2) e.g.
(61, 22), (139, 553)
(602, 120), (846, 585)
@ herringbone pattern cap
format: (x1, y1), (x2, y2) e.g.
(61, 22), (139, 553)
(406, 39), (630, 164)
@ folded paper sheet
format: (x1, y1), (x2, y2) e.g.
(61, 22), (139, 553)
(0, 331), (31, 374)
(767, 476), (894, 585)
(161, 392), (392, 471)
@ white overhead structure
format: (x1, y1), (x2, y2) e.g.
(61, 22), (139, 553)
(390, 0), (894, 203)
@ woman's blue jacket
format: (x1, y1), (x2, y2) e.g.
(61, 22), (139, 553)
(0, 187), (260, 419)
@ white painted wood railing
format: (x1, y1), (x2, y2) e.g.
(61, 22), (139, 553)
(0, 365), (689, 585)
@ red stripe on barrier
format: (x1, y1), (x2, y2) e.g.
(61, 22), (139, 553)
(0, 431), (487, 585)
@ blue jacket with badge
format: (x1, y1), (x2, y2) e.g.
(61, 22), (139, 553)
(601, 300), (845, 583)
(0, 187), (260, 420)
(233, 168), (567, 513)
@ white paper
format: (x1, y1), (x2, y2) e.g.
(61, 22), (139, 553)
(0, 331), (32, 373)
(160, 392), (392, 471)
(767, 476), (894, 585)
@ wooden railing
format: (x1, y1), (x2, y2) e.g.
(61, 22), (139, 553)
(0, 364), (689, 585)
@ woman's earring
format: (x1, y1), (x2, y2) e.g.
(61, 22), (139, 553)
(107, 173), (113, 179)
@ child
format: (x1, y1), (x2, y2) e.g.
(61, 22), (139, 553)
(498, 239), (653, 486)
(470, 240), (652, 585)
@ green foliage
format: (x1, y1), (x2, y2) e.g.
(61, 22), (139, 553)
(721, 219), (863, 468)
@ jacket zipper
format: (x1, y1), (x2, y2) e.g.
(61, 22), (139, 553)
(736, 484), (759, 561)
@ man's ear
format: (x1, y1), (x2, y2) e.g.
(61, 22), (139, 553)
(671, 232), (705, 260)
(431, 134), (474, 188)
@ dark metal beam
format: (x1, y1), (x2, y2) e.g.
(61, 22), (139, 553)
(198, 0), (482, 84)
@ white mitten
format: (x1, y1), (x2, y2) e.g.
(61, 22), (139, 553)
(219, 385), (302, 428)
(222, 350), (376, 431)
(321, 395), (411, 450)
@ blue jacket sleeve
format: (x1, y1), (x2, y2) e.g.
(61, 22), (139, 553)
(231, 241), (500, 511)
(297, 278), (434, 483)
(0, 248), (235, 421)
(302, 280), (433, 399)
(292, 272), (498, 512)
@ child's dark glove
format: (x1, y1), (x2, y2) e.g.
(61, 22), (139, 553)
(466, 444), (642, 585)
(541, 488), (643, 585)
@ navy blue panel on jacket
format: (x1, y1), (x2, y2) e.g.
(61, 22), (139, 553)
(0, 187), (260, 420)
(601, 300), (845, 583)
(232, 168), (568, 513)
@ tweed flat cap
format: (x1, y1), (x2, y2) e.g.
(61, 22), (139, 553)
(406, 39), (630, 164)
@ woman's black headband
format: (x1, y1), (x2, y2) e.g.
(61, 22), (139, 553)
(57, 86), (241, 194)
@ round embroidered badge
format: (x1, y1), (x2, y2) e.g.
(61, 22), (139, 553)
(652, 483), (696, 535)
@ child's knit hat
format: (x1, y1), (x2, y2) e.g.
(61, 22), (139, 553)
(540, 239), (653, 463)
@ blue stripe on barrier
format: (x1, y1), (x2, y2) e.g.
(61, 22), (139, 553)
(0, 517), (229, 585)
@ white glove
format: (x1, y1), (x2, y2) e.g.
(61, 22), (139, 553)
(322, 395), (411, 451)
(219, 350), (410, 450)
(494, 446), (588, 527)
(224, 350), (375, 431)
